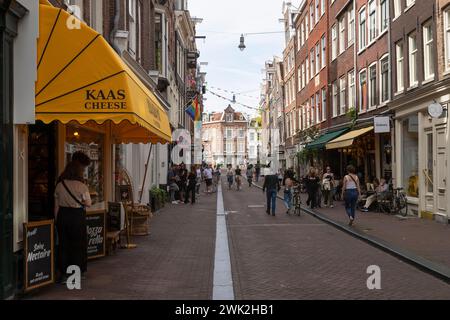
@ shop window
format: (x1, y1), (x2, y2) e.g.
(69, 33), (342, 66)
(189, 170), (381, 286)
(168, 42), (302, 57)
(402, 116), (419, 197)
(65, 126), (105, 209)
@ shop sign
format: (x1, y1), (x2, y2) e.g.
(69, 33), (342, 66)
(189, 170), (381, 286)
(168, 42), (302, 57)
(84, 89), (127, 110)
(374, 117), (390, 133)
(23, 220), (54, 292)
(86, 211), (106, 259)
(107, 202), (124, 231)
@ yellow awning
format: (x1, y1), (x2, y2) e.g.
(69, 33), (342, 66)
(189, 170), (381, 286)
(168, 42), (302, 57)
(36, 5), (171, 144)
(326, 126), (374, 150)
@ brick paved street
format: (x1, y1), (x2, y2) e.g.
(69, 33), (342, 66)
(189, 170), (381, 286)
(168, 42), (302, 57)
(225, 181), (450, 300)
(25, 178), (450, 300)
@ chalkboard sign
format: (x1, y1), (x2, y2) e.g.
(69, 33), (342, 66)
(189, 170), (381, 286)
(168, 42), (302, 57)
(23, 220), (54, 292)
(107, 202), (122, 231)
(86, 211), (106, 259)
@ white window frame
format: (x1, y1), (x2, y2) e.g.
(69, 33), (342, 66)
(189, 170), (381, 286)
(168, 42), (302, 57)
(315, 0), (320, 23)
(306, 58), (310, 84)
(368, 62), (377, 109)
(321, 35), (326, 69)
(358, 7), (367, 52)
(380, 0), (388, 34)
(339, 16), (346, 55)
(315, 43), (321, 73)
(396, 42), (404, 93)
(393, 0), (401, 19)
(311, 96), (316, 124)
(445, 8), (450, 72)
(316, 92), (321, 123)
(305, 15), (309, 40)
(310, 49), (315, 79)
(339, 76), (346, 115)
(368, 0), (377, 43)
(298, 67), (302, 92)
(348, 70), (355, 109)
(128, 0), (137, 57)
(408, 34), (418, 87)
(300, 21), (304, 47)
(301, 63), (305, 89)
(423, 22), (435, 81)
(332, 81), (338, 117)
(310, 4), (315, 31)
(331, 24), (337, 61)
(358, 69), (367, 112)
(321, 0), (325, 17)
(321, 87), (327, 121)
(379, 54), (390, 104)
(406, 0), (415, 9)
(348, 6), (355, 46)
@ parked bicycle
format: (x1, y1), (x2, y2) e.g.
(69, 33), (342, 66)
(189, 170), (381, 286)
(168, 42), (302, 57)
(379, 186), (408, 216)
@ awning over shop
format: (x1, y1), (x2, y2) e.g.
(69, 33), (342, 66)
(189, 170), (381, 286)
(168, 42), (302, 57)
(326, 126), (374, 150)
(305, 128), (348, 150)
(36, 5), (171, 144)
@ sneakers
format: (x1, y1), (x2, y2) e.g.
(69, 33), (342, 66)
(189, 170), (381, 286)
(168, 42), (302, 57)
(360, 208), (369, 212)
(330, 205), (334, 208)
(172, 201), (178, 204)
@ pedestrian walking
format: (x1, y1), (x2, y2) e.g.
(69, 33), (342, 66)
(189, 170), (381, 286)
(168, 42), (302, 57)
(235, 166), (242, 191)
(283, 176), (293, 214)
(184, 168), (197, 204)
(341, 165), (361, 226)
(226, 165), (234, 190)
(316, 168), (323, 208)
(212, 166), (221, 193)
(246, 164), (254, 187)
(322, 166), (335, 208)
(204, 164), (213, 194)
(195, 165), (202, 195)
(178, 164), (188, 202)
(255, 162), (261, 182)
(54, 151), (91, 283)
(262, 171), (280, 216)
(305, 167), (320, 209)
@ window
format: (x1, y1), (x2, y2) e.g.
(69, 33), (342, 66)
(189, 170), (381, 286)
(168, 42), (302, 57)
(306, 101), (310, 128)
(238, 129), (244, 138)
(226, 128), (233, 139)
(315, 0), (320, 23)
(310, 49), (315, 78)
(406, 0), (415, 7)
(306, 59), (310, 84)
(300, 22), (304, 47)
(226, 142), (232, 153)
(310, 4), (315, 30)
(339, 77), (346, 114)
(380, 0), (388, 33)
(426, 133), (433, 193)
(396, 42), (404, 92)
(155, 12), (166, 75)
(359, 69), (367, 112)
(401, 116), (419, 197)
(315, 43), (320, 72)
(348, 7), (355, 45)
(302, 105), (306, 129)
(89, 0), (103, 33)
(369, 63), (377, 108)
(298, 67), (302, 91)
(408, 34), (418, 87)
(332, 81), (338, 117)
(311, 96), (315, 124)
(423, 23), (434, 80)
(128, 0), (137, 56)
(393, 0), (401, 19)
(305, 14), (309, 40)
(297, 30), (301, 51)
(339, 17), (346, 54)
(445, 9), (450, 71)
(348, 71), (355, 109)
(359, 8), (366, 51)
(321, 88), (327, 121)
(250, 132), (255, 141)
(316, 92), (321, 122)
(380, 56), (389, 103)
(368, 0), (377, 42)
(226, 114), (233, 122)
(321, 35), (326, 68)
(331, 24), (337, 60)
(238, 142), (244, 153)
(301, 63), (305, 88)
(321, 0), (325, 17)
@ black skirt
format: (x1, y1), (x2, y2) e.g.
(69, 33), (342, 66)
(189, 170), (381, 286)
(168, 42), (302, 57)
(56, 207), (87, 274)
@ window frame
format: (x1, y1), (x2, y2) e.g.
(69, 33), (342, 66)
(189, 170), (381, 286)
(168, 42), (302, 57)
(339, 16), (346, 55)
(321, 34), (326, 69)
(423, 22), (435, 81)
(379, 54), (390, 104)
(368, 0), (377, 43)
(358, 69), (367, 112)
(445, 8), (450, 72)
(348, 6), (355, 46)
(321, 87), (327, 121)
(408, 33), (418, 87)
(331, 24), (337, 61)
(380, 0), (388, 33)
(332, 80), (338, 118)
(348, 70), (355, 109)
(395, 42), (404, 93)
(315, 42), (321, 73)
(358, 7), (367, 52)
(368, 62), (377, 109)
(339, 76), (346, 115)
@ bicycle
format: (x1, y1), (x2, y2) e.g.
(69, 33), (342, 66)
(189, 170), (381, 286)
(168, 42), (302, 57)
(379, 187), (408, 216)
(291, 185), (302, 216)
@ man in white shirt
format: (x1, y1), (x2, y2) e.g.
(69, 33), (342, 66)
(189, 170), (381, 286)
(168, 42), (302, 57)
(203, 165), (213, 194)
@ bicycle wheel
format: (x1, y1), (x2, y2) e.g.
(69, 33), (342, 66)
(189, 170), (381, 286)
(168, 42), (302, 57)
(397, 194), (408, 216)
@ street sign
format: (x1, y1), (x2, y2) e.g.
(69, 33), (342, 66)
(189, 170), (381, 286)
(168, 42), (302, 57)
(374, 116), (390, 133)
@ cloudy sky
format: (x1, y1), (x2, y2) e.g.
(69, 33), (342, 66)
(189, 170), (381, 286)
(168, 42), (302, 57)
(189, 0), (298, 117)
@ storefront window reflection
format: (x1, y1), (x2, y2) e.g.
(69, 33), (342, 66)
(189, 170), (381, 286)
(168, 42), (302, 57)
(402, 116), (419, 197)
(65, 126), (104, 209)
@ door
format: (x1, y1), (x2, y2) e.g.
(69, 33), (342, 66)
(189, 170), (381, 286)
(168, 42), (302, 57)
(435, 127), (447, 216)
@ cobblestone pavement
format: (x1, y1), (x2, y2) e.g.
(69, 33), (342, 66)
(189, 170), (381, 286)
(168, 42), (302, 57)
(225, 181), (450, 299)
(26, 191), (217, 300)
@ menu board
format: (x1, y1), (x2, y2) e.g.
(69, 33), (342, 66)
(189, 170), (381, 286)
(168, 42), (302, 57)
(23, 220), (54, 292)
(108, 202), (123, 231)
(86, 211), (106, 259)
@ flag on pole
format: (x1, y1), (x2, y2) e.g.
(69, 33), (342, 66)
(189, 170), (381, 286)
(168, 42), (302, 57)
(185, 95), (201, 121)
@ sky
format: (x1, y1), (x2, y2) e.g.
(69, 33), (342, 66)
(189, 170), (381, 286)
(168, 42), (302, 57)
(188, 0), (298, 118)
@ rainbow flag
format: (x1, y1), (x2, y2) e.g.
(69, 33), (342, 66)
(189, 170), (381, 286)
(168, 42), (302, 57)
(185, 95), (201, 121)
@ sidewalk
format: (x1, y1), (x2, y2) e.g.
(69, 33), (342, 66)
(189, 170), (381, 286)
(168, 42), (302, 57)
(26, 192), (217, 300)
(255, 182), (450, 275)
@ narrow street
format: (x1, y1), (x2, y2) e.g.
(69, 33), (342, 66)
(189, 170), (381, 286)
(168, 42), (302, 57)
(27, 178), (450, 300)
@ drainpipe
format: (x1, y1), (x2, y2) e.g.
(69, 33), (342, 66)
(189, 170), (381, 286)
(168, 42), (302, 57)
(110, 0), (121, 54)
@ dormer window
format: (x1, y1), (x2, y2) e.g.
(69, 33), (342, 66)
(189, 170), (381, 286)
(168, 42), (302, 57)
(226, 114), (233, 122)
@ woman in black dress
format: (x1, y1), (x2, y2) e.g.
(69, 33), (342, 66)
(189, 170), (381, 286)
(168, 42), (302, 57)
(305, 167), (320, 209)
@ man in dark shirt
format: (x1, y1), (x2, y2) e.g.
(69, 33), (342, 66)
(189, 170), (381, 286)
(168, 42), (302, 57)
(263, 172), (281, 216)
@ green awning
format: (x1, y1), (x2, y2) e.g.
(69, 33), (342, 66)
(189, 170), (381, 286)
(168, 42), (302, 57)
(305, 128), (349, 150)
